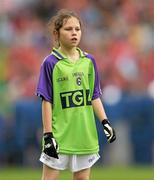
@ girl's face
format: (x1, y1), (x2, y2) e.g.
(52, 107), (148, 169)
(58, 17), (81, 49)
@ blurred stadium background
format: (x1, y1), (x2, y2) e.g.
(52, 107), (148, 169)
(0, 0), (154, 179)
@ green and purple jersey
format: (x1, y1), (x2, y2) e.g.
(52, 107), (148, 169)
(36, 47), (102, 154)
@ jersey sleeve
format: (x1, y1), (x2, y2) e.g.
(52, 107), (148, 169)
(87, 54), (102, 100)
(36, 56), (55, 103)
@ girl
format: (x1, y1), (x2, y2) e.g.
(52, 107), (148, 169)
(36, 9), (116, 180)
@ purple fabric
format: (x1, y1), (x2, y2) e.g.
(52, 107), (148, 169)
(36, 54), (59, 103)
(86, 54), (102, 100)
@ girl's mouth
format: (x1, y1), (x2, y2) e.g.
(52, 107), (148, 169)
(71, 38), (78, 41)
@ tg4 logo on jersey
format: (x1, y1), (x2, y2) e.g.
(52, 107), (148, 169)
(60, 89), (91, 109)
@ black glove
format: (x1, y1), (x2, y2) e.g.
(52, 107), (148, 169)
(43, 132), (59, 159)
(102, 119), (116, 143)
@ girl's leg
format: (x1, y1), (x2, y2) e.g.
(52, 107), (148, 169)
(73, 168), (91, 180)
(41, 164), (60, 180)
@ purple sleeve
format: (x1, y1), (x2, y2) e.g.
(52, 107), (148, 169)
(36, 55), (58, 103)
(87, 54), (102, 100)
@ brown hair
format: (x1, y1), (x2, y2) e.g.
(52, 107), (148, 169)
(48, 9), (82, 47)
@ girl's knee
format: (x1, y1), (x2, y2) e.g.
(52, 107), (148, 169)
(73, 168), (90, 180)
(41, 165), (59, 180)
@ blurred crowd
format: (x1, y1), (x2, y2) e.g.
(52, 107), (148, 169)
(0, 0), (154, 166)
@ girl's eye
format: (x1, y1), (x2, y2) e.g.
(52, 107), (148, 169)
(64, 27), (81, 31)
(75, 28), (80, 31)
(64, 28), (72, 31)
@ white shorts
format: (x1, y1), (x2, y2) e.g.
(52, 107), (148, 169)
(40, 152), (100, 172)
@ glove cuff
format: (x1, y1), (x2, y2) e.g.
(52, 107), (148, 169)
(101, 119), (110, 125)
(43, 132), (53, 139)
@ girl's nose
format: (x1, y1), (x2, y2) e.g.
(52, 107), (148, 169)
(72, 28), (77, 34)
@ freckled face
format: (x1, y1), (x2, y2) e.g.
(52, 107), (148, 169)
(59, 17), (82, 49)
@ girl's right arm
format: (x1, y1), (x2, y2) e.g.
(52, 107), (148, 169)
(42, 100), (52, 133)
(42, 99), (59, 159)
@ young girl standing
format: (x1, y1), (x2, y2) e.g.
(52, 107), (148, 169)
(36, 9), (116, 180)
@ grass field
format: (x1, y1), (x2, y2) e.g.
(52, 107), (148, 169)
(0, 166), (154, 180)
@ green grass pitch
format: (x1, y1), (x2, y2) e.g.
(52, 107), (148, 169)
(0, 166), (154, 180)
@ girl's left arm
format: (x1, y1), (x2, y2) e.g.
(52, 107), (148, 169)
(92, 97), (116, 143)
(92, 98), (107, 122)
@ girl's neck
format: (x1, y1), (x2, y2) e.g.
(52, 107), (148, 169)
(59, 46), (76, 56)
(58, 46), (80, 61)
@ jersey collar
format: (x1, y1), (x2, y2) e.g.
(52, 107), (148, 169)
(51, 47), (87, 60)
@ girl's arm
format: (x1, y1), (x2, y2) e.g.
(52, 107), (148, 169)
(92, 98), (107, 122)
(42, 99), (59, 158)
(92, 97), (116, 143)
(42, 100), (52, 133)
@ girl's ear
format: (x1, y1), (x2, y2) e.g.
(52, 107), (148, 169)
(53, 30), (59, 41)
(53, 30), (60, 48)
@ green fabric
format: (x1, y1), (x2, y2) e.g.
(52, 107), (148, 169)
(52, 48), (99, 154)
